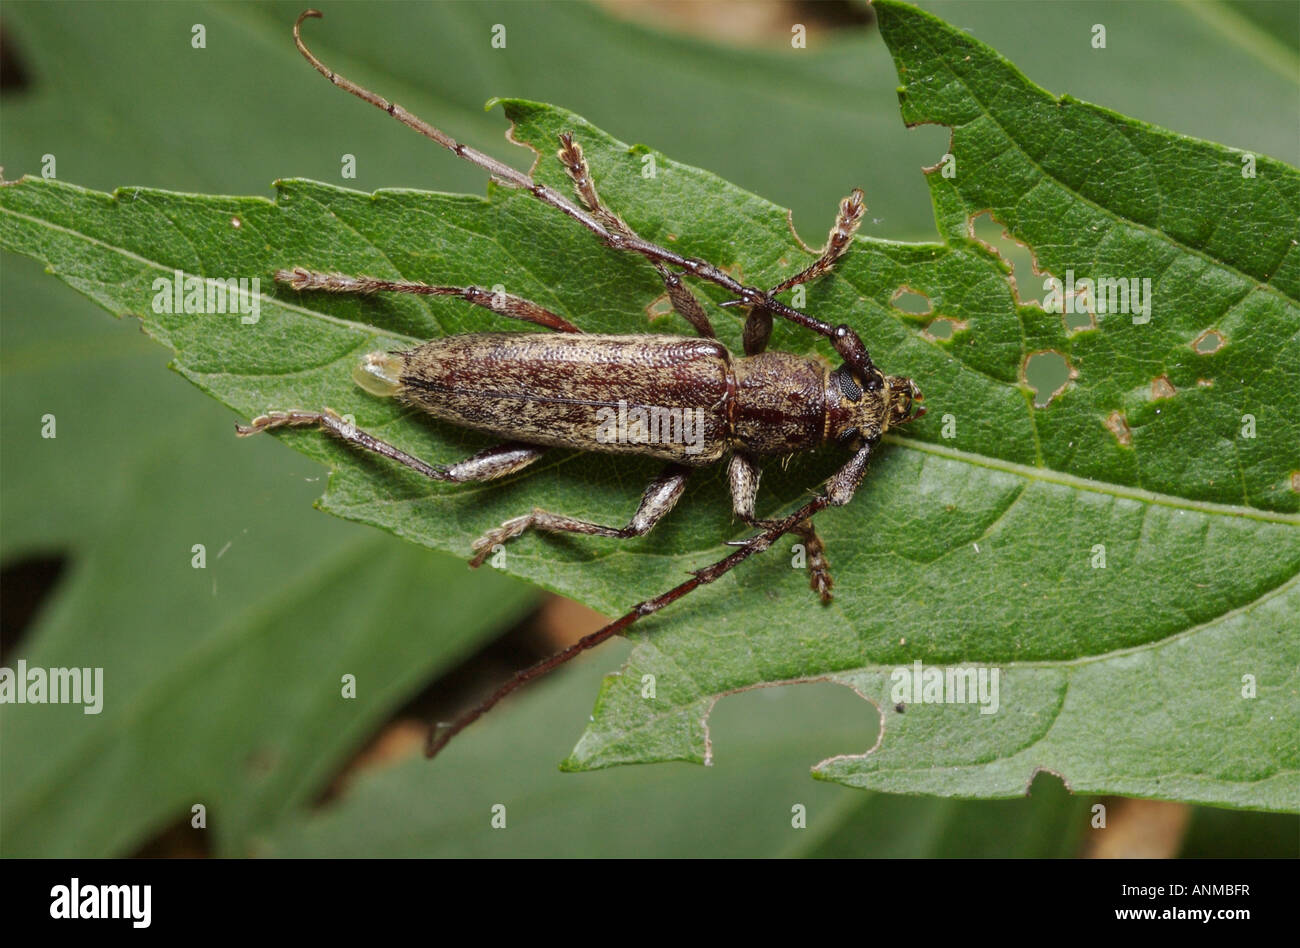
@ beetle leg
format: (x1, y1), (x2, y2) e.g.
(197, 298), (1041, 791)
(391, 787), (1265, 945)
(742, 306), (773, 356)
(727, 453), (833, 602)
(436, 442), (548, 482)
(656, 268), (717, 340)
(274, 268), (581, 333)
(556, 133), (716, 340)
(468, 463), (690, 567)
(740, 189), (864, 358)
(825, 436), (877, 506)
(555, 132), (631, 238)
(770, 189), (865, 295)
(236, 408), (545, 482)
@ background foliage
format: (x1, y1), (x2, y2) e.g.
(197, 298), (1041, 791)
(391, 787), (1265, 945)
(1, 0), (1296, 855)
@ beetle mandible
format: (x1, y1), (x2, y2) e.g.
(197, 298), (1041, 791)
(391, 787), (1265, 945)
(238, 10), (926, 758)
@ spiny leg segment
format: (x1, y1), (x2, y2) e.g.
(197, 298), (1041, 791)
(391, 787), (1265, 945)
(727, 452), (833, 602)
(468, 463), (691, 567)
(556, 133), (715, 340)
(236, 408), (546, 484)
(771, 188), (865, 295)
(738, 188), (867, 356)
(275, 266), (581, 334)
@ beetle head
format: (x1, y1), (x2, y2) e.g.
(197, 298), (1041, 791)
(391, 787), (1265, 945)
(884, 374), (925, 429)
(828, 366), (924, 448)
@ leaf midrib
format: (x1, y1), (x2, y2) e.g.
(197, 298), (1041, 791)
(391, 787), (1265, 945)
(888, 434), (1300, 525)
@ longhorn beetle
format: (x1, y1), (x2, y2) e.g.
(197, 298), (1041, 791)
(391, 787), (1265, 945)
(239, 10), (926, 760)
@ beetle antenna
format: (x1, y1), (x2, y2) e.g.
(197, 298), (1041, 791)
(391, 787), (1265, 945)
(292, 10), (613, 237)
(290, 10), (882, 384)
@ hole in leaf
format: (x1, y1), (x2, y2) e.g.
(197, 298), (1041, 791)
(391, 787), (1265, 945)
(891, 287), (931, 315)
(1023, 350), (1075, 407)
(923, 317), (967, 340)
(1192, 330), (1225, 354)
(645, 295), (675, 322)
(1291, 472), (1300, 494)
(969, 211), (1044, 306)
(1063, 308), (1095, 334)
(709, 679), (881, 770)
(1197, 378), (1214, 388)
(1105, 411), (1133, 447)
(1042, 277), (1096, 334)
(1150, 375), (1176, 400)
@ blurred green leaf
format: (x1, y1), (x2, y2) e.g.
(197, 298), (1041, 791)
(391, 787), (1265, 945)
(0, 271), (537, 855)
(0, 0), (940, 236)
(258, 644), (1099, 857)
(0, 513), (535, 857)
(3, 1), (1295, 812)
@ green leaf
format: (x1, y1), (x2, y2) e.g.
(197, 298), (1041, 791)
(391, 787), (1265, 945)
(2, 0), (1296, 811)
(0, 520), (535, 857)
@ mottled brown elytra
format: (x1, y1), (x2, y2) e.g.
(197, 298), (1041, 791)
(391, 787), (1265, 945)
(238, 10), (924, 760)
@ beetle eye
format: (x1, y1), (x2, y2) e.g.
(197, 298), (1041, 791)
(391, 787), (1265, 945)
(837, 368), (862, 402)
(838, 425), (860, 444)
